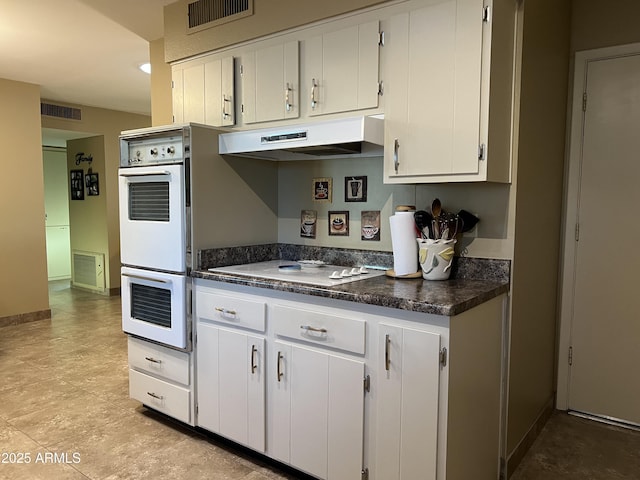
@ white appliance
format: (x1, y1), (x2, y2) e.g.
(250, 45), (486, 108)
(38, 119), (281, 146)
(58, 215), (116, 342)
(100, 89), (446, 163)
(118, 123), (219, 350)
(218, 115), (384, 161)
(208, 260), (386, 287)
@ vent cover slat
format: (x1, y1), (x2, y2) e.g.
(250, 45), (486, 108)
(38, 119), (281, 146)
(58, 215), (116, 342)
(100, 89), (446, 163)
(41, 102), (82, 120)
(188, 0), (252, 31)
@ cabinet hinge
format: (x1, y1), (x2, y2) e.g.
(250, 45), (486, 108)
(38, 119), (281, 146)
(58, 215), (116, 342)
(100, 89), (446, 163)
(568, 346), (573, 366)
(240, 64), (244, 76)
(582, 92), (588, 112)
(478, 143), (486, 161)
(575, 223), (580, 242)
(378, 81), (384, 96)
(196, 403), (199, 415)
(241, 104), (244, 114)
(440, 347), (448, 367)
(361, 467), (369, 480)
(171, 80), (174, 89)
(363, 375), (371, 393)
(378, 31), (385, 46)
(482, 5), (491, 22)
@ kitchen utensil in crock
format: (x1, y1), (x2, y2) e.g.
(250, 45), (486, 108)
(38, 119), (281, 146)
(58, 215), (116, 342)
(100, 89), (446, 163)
(458, 209), (479, 233)
(414, 210), (433, 239)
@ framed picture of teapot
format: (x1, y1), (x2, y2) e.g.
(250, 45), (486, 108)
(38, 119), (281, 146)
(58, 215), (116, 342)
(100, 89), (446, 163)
(328, 211), (349, 236)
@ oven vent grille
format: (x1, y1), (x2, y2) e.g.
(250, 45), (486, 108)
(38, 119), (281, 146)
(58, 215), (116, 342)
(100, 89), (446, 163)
(41, 102), (82, 121)
(187, 0), (253, 32)
(72, 250), (105, 292)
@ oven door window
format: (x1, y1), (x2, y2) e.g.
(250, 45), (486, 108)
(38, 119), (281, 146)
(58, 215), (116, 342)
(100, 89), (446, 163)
(128, 182), (170, 222)
(130, 283), (172, 328)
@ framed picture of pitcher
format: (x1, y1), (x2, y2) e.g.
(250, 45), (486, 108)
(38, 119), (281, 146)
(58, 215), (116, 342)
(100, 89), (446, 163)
(345, 176), (367, 202)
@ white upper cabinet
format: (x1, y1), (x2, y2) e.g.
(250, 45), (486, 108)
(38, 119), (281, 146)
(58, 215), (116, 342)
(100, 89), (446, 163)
(241, 41), (300, 124)
(304, 20), (381, 116)
(172, 55), (235, 126)
(383, 0), (514, 183)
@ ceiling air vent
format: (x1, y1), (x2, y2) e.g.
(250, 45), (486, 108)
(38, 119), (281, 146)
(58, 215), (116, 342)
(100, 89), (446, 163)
(41, 102), (82, 121)
(187, 0), (253, 33)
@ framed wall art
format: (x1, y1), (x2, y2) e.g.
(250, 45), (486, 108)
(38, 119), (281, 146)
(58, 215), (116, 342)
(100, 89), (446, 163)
(85, 172), (99, 196)
(328, 211), (349, 236)
(300, 210), (317, 238)
(70, 169), (84, 200)
(361, 210), (381, 241)
(312, 177), (332, 203)
(345, 176), (367, 202)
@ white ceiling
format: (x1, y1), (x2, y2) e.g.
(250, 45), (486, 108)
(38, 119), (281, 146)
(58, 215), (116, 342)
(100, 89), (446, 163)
(0, 0), (175, 119)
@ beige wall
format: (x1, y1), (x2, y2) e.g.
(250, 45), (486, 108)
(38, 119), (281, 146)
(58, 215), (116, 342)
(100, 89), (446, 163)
(506, 0), (571, 465)
(0, 79), (50, 320)
(571, 0), (640, 52)
(150, 38), (173, 126)
(42, 105), (150, 292)
(164, 0), (388, 62)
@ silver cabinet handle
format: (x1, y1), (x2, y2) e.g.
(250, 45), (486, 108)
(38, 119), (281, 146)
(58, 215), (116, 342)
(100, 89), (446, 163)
(146, 392), (164, 400)
(251, 345), (258, 374)
(215, 307), (237, 317)
(223, 94), (232, 120)
(311, 78), (318, 109)
(285, 82), (293, 112)
(144, 356), (162, 364)
(300, 325), (327, 334)
(277, 351), (284, 382)
(385, 334), (391, 371)
(393, 138), (400, 174)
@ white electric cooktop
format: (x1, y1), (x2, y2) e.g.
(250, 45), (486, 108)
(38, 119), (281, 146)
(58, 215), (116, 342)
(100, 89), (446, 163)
(208, 260), (385, 287)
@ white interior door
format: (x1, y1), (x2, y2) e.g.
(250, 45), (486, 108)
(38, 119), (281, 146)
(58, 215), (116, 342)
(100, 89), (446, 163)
(565, 50), (640, 424)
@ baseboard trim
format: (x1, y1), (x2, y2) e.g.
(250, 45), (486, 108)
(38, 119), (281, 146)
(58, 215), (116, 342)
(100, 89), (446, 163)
(506, 396), (555, 478)
(0, 309), (52, 328)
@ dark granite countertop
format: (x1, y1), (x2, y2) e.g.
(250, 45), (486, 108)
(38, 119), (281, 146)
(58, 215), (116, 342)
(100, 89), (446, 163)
(192, 269), (509, 317)
(194, 244), (510, 317)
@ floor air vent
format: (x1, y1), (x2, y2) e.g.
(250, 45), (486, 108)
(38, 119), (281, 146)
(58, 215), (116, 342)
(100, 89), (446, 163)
(41, 102), (82, 121)
(72, 251), (105, 292)
(188, 0), (252, 32)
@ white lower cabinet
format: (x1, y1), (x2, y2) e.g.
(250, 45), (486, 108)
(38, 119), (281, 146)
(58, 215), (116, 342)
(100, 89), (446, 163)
(272, 341), (365, 479)
(127, 336), (193, 425)
(376, 324), (442, 480)
(196, 323), (266, 452)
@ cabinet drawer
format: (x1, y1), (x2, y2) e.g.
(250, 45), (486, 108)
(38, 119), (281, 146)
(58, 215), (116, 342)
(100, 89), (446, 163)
(129, 369), (191, 424)
(128, 337), (190, 385)
(272, 304), (365, 354)
(196, 290), (266, 332)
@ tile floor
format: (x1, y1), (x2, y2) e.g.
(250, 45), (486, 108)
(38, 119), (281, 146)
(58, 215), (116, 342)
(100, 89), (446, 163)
(0, 281), (301, 480)
(3, 281), (640, 480)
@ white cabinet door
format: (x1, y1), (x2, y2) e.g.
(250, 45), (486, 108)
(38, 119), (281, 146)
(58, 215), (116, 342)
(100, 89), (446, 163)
(376, 324), (441, 480)
(182, 63), (205, 124)
(272, 341), (364, 480)
(172, 66), (184, 124)
(204, 56), (235, 126)
(196, 323), (265, 452)
(242, 41), (299, 124)
(306, 20), (380, 116)
(384, 0), (485, 182)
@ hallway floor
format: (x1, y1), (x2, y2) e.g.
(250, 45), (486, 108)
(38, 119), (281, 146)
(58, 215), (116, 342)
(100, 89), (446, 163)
(0, 281), (298, 480)
(3, 282), (640, 479)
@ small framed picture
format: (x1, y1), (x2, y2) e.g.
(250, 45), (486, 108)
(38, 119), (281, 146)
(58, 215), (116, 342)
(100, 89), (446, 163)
(345, 176), (367, 202)
(328, 211), (349, 236)
(85, 173), (99, 196)
(361, 210), (381, 241)
(70, 169), (84, 200)
(300, 210), (317, 238)
(312, 177), (332, 203)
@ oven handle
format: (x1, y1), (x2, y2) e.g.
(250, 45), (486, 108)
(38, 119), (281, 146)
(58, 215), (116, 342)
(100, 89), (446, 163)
(119, 170), (171, 177)
(122, 273), (169, 284)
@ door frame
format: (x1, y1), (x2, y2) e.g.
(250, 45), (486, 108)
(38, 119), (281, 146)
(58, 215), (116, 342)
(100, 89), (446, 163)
(556, 42), (640, 409)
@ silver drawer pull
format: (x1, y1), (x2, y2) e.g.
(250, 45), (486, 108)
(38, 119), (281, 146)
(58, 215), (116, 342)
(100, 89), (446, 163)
(144, 356), (162, 364)
(215, 307), (237, 316)
(385, 334), (391, 371)
(277, 351), (284, 382)
(300, 325), (327, 334)
(251, 345), (258, 374)
(146, 392), (164, 400)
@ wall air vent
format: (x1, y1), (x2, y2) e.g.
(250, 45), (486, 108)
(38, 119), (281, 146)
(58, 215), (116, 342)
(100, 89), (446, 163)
(41, 102), (82, 121)
(187, 0), (253, 33)
(72, 250), (105, 292)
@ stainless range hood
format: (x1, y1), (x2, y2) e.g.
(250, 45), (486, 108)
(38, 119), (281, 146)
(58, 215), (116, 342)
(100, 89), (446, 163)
(218, 115), (384, 161)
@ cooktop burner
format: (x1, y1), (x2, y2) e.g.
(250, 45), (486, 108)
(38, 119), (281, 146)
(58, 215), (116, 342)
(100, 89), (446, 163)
(208, 260), (386, 287)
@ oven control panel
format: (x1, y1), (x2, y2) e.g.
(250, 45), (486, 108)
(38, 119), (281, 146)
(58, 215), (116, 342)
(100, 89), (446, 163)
(122, 134), (185, 166)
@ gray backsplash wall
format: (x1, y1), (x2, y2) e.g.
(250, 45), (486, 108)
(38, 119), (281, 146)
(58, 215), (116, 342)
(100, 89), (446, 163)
(277, 156), (511, 258)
